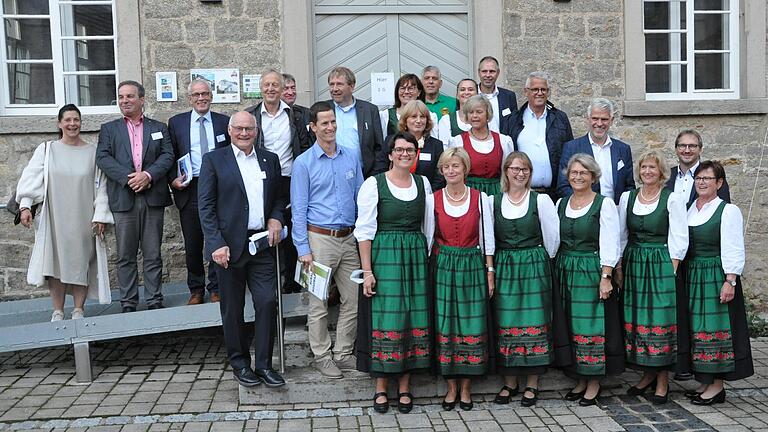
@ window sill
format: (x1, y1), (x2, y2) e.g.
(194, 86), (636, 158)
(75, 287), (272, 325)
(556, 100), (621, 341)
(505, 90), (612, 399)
(0, 114), (122, 135)
(623, 99), (768, 117)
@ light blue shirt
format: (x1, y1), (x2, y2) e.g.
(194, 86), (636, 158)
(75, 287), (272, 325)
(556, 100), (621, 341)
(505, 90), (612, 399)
(189, 110), (214, 176)
(290, 142), (364, 257)
(334, 99), (362, 163)
(515, 106), (552, 188)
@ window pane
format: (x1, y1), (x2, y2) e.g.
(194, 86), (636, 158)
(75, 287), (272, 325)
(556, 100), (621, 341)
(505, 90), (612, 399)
(694, 13), (728, 50)
(59, 5), (113, 36)
(2, 0), (49, 15)
(64, 74), (117, 106)
(7, 63), (54, 104)
(694, 0), (729, 10)
(644, 1), (686, 30)
(645, 33), (687, 61)
(62, 39), (115, 71)
(646, 64), (688, 93)
(695, 53), (729, 89)
(4, 18), (52, 59)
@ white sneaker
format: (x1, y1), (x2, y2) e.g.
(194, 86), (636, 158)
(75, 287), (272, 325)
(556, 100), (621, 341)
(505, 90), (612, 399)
(71, 308), (84, 320)
(51, 310), (64, 322)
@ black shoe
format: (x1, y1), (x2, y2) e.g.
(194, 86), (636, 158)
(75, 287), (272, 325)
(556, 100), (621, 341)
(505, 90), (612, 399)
(521, 387), (539, 407)
(627, 379), (657, 396)
(579, 388), (601, 406)
(373, 391), (389, 413)
(459, 399), (473, 411)
(232, 367), (262, 387)
(684, 389), (703, 399)
(493, 385), (519, 404)
(691, 389), (726, 405)
(121, 306), (136, 313)
(397, 392), (413, 414)
(648, 392), (669, 405)
(147, 303), (165, 310)
(254, 368), (286, 387)
(564, 389), (586, 401)
(674, 372), (694, 381)
(442, 396), (457, 411)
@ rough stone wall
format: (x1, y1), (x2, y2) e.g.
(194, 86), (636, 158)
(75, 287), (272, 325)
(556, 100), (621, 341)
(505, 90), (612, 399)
(0, 0), (283, 299)
(503, 0), (768, 307)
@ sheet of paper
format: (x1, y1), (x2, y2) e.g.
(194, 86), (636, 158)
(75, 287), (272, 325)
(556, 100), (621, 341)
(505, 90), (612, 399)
(370, 72), (395, 106)
(294, 260), (332, 301)
(177, 154), (192, 186)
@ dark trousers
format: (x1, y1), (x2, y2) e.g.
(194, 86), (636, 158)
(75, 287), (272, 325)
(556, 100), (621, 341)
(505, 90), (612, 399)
(279, 176), (299, 291)
(217, 245), (277, 370)
(179, 178), (218, 293)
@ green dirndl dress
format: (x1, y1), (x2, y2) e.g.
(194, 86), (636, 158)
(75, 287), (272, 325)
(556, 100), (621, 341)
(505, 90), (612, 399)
(357, 174), (431, 376)
(433, 188), (489, 376)
(555, 195), (624, 377)
(682, 201), (753, 383)
(493, 192), (554, 375)
(623, 189), (678, 370)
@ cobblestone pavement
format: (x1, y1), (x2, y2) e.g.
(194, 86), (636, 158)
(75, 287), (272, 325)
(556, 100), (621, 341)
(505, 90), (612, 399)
(1, 330), (768, 431)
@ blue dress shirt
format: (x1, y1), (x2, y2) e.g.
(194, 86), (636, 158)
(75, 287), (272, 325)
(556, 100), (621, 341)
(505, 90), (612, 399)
(334, 99), (362, 163)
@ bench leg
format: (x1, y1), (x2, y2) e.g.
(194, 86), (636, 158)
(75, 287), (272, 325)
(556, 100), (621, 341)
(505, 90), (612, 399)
(74, 342), (93, 383)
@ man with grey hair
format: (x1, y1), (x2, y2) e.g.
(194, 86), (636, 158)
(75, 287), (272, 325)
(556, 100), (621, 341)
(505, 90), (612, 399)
(282, 73), (311, 129)
(422, 65), (457, 118)
(557, 97), (634, 204)
(508, 71), (573, 198)
(167, 79), (231, 304)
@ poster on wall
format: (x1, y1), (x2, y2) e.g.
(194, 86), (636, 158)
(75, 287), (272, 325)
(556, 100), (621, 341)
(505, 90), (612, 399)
(370, 72), (395, 106)
(190, 68), (240, 103)
(242, 74), (262, 99)
(155, 72), (177, 102)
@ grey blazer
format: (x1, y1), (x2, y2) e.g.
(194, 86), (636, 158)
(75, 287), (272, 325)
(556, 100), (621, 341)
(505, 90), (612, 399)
(96, 116), (175, 212)
(324, 98), (384, 178)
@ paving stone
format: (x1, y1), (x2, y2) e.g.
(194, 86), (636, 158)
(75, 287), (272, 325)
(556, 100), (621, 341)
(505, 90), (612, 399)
(275, 418), (310, 432)
(194, 413), (219, 422)
(8, 421), (39, 430)
(133, 415), (161, 424)
(222, 412), (250, 421)
(161, 415), (194, 423)
(522, 416), (546, 428)
(281, 410), (307, 419)
(150, 404), (182, 415)
(311, 417), (337, 428)
(181, 422), (210, 432)
(695, 412), (734, 426)
(70, 417), (102, 427)
(252, 411), (278, 420)
(40, 419), (69, 429)
(310, 409), (335, 418)
(553, 414), (583, 426)
(459, 410), (494, 421)
(581, 416), (623, 431)
(469, 420), (503, 431)
(209, 421), (244, 432)
(396, 413), (431, 428)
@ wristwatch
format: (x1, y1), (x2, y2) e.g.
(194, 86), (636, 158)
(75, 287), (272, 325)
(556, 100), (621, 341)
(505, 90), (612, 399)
(486, 266), (496, 273)
(726, 279), (737, 287)
(601, 273), (612, 280)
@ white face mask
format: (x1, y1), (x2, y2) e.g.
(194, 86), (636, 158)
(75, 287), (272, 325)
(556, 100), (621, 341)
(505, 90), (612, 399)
(349, 269), (367, 284)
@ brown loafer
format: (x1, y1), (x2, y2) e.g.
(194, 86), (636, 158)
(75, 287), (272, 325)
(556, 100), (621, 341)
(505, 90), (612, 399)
(188, 292), (204, 305)
(209, 292), (221, 303)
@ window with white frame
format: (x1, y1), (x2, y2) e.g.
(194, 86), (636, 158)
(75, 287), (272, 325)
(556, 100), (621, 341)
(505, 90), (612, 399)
(0, 0), (118, 115)
(643, 0), (739, 100)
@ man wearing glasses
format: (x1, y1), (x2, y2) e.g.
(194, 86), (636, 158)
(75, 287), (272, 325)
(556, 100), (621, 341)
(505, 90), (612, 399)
(508, 71), (573, 199)
(665, 130), (730, 205)
(168, 79), (231, 305)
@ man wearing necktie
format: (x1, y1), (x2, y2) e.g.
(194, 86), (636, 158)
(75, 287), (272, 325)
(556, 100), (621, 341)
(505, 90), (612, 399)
(168, 79), (231, 305)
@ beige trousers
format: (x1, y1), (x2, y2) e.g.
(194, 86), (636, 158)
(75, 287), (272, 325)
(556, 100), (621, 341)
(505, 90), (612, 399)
(306, 231), (360, 361)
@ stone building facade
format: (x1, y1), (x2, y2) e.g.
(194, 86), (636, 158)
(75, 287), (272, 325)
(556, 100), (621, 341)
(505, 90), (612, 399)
(1, 0), (767, 307)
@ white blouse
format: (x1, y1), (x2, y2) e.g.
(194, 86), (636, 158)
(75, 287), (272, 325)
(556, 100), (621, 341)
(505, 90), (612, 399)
(354, 175), (435, 252)
(379, 110), (439, 141)
(440, 191), (495, 255)
(447, 132), (515, 164)
(556, 196), (621, 267)
(498, 191), (560, 258)
(438, 113), (471, 149)
(617, 190), (689, 260)
(686, 197), (745, 275)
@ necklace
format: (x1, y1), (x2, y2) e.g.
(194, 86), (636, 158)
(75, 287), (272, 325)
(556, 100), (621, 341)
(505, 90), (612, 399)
(570, 195), (594, 210)
(506, 190), (527, 205)
(446, 185), (468, 202)
(470, 129), (490, 141)
(640, 186), (662, 202)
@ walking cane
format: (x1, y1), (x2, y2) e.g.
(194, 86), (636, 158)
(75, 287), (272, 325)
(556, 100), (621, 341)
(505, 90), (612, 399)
(275, 242), (286, 374)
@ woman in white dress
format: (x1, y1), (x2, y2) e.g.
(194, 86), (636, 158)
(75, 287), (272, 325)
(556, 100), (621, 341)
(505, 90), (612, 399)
(16, 104), (113, 321)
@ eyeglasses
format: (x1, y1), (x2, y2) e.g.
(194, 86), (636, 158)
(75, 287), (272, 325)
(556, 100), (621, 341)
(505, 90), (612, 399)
(393, 147), (417, 155)
(675, 144), (701, 150)
(694, 176), (717, 182)
(398, 85), (418, 93)
(231, 126), (256, 133)
(569, 170), (591, 177)
(190, 92), (211, 99)
(507, 167), (530, 175)
(526, 87), (549, 94)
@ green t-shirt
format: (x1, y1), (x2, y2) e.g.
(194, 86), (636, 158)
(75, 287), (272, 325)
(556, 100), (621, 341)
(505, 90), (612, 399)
(425, 93), (457, 119)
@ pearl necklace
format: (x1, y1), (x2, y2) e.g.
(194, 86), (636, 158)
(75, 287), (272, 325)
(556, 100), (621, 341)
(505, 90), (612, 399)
(446, 185), (468, 202)
(639, 186), (662, 203)
(506, 190), (528, 206)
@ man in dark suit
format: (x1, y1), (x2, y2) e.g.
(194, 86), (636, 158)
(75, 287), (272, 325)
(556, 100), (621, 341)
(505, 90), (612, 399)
(198, 111), (288, 388)
(282, 73), (311, 130)
(477, 56), (518, 134)
(168, 79), (231, 305)
(557, 98), (634, 204)
(665, 129), (731, 204)
(96, 80), (174, 312)
(325, 66), (384, 178)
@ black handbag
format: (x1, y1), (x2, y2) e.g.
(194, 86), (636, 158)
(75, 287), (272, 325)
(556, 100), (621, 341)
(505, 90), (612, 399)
(6, 193), (39, 226)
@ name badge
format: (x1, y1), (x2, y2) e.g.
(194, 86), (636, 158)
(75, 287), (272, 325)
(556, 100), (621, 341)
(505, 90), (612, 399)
(257, 171), (267, 180)
(151, 132), (163, 140)
(216, 134), (226, 143)
(419, 152), (431, 161)
(345, 170), (355, 180)
(502, 108), (512, 117)
(617, 160), (625, 170)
